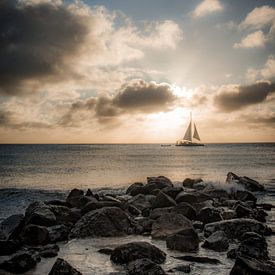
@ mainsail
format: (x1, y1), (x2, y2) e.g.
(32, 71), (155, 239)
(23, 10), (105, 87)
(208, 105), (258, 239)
(183, 121), (192, 141)
(193, 123), (200, 141)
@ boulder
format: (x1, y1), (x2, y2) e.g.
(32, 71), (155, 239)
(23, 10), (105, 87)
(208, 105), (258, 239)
(235, 204), (253, 218)
(173, 255), (221, 264)
(230, 256), (275, 275)
(175, 192), (198, 204)
(202, 230), (229, 252)
(50, 205), (81, 225)
(126, 183), (146, 196)
(48, 224), (70, 242)
(152, 192), (176, 209)
(110, 242), (166, 264)
(161, 186), (183, 199)
(25, 202), (56, 227)
(0, 214), (24, 240)
(127, 258), (166, 275)
(49, 258), (82, 275)
(173, 202), (197, 220)
(69, 207), (141, 238)
(66, 189), (95, 209)
(204, 218), (270, 239)
(166, 227), (199, 252)
(147, 176), (173, 188)
(98, 248), (113, 255)
(137, 217), (154, 233)
(253, 209), (268, 223)
(182, 178), (203, 188)
(151, 213), (192, 239)
(0, 239), (21, 255)
(234, 190), (257, 204)
(203, 187), (230, 200)
(226, 172), (264, 192)
(221, 210), (237, 220)
(45, 200), (70, 208)
(22, 224), (49, 245)
(0, 252), (40, 274)
(168, 264), (191, 273)
(37, 244), (59, 258)
(81, 201), (121, 215)
(197, 207), (222, 224)
(128, 194), (153, 211)
(149, 207), (172, 220)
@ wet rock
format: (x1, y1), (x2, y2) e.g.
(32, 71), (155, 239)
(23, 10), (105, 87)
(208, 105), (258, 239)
(38, 244), (59, 258)
(168, 264), (191, 273)
(235, 204), (253, 218)
(192, 200), (213, 212)
(227, 248), (237, 259)
(234, 190), (257, 204)
(45, 200), (70, 207)
(81, 201), (121, 215)
(204, 218), (269, 239)
(70, 207), (141, 238)
(49, 258), (82, 275)
(253, 209), (268, 223)
(221, 210), (237, 220)
(126, 182), (146, 196)
(136, 217), (154, 233)
(161, 186), (183, 199)
(147, 176), (173, 189)
(98, 248), (113, 255)
(50, 205), (81, 225)
(230, 256), (275, 275)
(197, 207), (222, 225)
(166, 227), (199, 252)
(128, 194), (153, 211)
(182, 178), (203, 188)
(22, 224), (49, 245)
(85, 189), (94, 197)
(110, 242), (166, 264)
(125, 204), (141, 216)
(48, 224), (70, 242)
(175, 192), (198, 204)
(173, 255), (222, 264)
(149, 207), (173, 220)
(127, 258), (166, 275)
(226, 172), (264, 192)
(66, 188), (95, 209)
(173, 202), (197, 220)
(151, 213), (192, 239)
(152, 192), (176, 209)
(203, 187), (230, 200)
(0, 239), (21, 255)
(192, 221), (204, 230)
(257, 203), (275, 211)
(0, 252), (40, 274)
(0, 214), (25, 240)
(25, 202), (56, 227)
(202, 230), (229, 252)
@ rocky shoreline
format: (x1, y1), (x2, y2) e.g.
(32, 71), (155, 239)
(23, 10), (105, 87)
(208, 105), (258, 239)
(0, 172), (274, 274)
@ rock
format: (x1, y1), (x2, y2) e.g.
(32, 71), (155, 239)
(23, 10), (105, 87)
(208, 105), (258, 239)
(257, 203), (275, 211)
(202, 230), (229, 252)
(69, 207), (141, 238)
(151, 213), (192, 239)
(235, 204), (253, 218)
(173, 255), (222, 264)
(110, 242), (166, 264)
(45, 200), (70, 207)
(127, 258), (166, 275)
(175, 192), (198, 204)
(152, 192), (176, 209)
(48, 224), (70, 242)
(166, 227), (199, 252)
(98, 248), (113, 255)
(192, 200), (213, 211)
(50, 205), (81, 225)
(173, 202), (197, 220)
(204, 218), (270, 239)
(147, 176), (173, 189)
(203, 187), (230, 200)
(230, 256), (275, 275)
(227, 248), (237, 259)
(22, 224), (49, 245)
(234, 190), (257, 204)
(253, 209), (268, 223)
(38, 244), (59, 258)
(81, 201), (121, 215)
(221, 210), (237, 220)
(137, 217), (154, 233)
(25, 202), (56, 227)
(126, 204), (141, 216)
(149, 207), (172, 220)
(192, 221), (204, 230)
(197, 207), (222, 225)
(226, 172), (264, 192)
(128, 194), (153, 211)
(0, 214), (25, 240)
(66, 188), (95, 209)
(161, 186), (183, 199)
(168, 264), (191, 273)
(67, 188), (84, 201)
(0, 252), (40, 274)
(182, 178), (203, 188)
(126, 182), (146, 196)
(85, 189), (94, 197)
(49, 258), (82, 275)
(0, 239), (21, 255)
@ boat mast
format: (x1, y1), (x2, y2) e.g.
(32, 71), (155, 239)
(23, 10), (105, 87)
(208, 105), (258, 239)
(190, 111), (193, 143)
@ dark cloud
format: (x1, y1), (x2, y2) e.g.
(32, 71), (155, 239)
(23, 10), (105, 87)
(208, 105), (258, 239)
(59, 80), (177, 126)
(214, 81), (275, 112)
(0, 0), (90, 95)
(241, 114), (275, 125)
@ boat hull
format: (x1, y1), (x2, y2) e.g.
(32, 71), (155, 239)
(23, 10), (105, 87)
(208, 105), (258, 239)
(175, 143), (204, 146)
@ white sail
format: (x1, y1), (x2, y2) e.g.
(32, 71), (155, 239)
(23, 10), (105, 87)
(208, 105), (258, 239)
(183, 121), (192, 141)
(193, 123), (201, 141)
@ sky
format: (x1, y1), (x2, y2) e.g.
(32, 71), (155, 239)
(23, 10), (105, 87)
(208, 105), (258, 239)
(0, 0), (275, 143)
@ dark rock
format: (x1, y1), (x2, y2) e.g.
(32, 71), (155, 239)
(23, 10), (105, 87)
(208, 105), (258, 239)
(241, 231), (262, 241)
(230, 256), (275, 275)
(147, 176), (173, 189)
(202, 230), (229, 252)
(173, 202), (197, 220)
(150, 189), (160, 196)
(49, 258), (82, 275)
(226, 172), (264, 192)
(197, 207), (222, 225)
(0, 252), (40, 274)
(149, 207), (172, 220)
(127, 258), (166, 275)
(192, 200), (213, 211)
(85, 189), (94, 197)
(257, 203), (275, 211)
(39, 244), (59, 258)
(234, 190), (257, 204)
(235, 204), (253, 218)
(50, 205), (81, 225)
(98, 248), (113, 255)
(182, 178), (203, 188)
(25, 202), (56, 227)
(110, 242), (166, 264)
(22, 224), (49, 245)
(161, 186), (183, 199)
(48, 224), (70, 242)
(81, 201), (121, 215)
(45, 200), (70, 207)
(70, 207), (141, 238)
(168, 264), (191, 273)
(166, 227), (199, 252)
(204, 218), (270, 239)
(221, 210), (237, 220)
(192, 221), (204, 230)
(253, 209), (268, 223)
(67, 188), (84, 200)
(126, 182), (146, 196)
(175, 192), (197, 204)
(128, 194), (153, 211)
(152, 192), (176, 209)
(151, 213), (192, 239)
(173, 255), (222, 264)
(227, 248), (237, 259)
(0, 239), (21, 255)
(203, 187), (230, 200)
(126, 204), (141, 216)
(0, 214), (25, 240)
(137, 217), (154, 233)
(68, 195), (96, 209)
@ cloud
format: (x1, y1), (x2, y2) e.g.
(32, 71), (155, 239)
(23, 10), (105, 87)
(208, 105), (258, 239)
(235, 5), (275, 49)
(192, 0), (223, 18)
(59, 80), (177, 126)
(214, 81), (275, 112)
(241, 113), (275, 126)
(233, 30), (266, 48)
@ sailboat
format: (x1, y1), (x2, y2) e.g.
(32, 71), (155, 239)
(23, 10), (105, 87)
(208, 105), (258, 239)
(176, 112), (204, 146)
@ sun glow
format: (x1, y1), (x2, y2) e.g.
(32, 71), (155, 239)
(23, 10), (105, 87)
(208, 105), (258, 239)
(171, 84), (193, 99)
